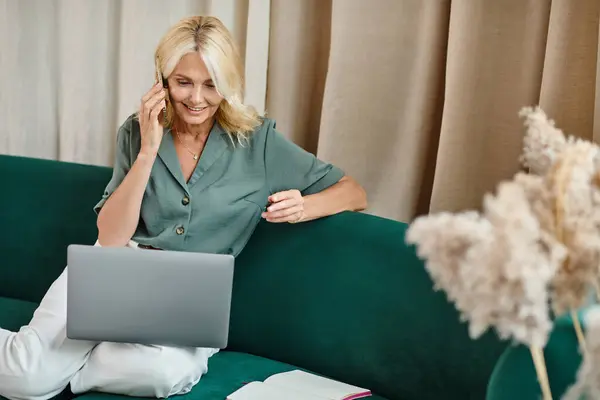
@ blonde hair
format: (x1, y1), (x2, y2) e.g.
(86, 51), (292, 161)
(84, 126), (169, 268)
(155, 16), (261, 143)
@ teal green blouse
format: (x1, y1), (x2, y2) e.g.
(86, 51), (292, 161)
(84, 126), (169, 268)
(94, 115), (344, 256)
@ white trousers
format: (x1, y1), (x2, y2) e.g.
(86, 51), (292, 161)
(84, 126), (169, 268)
(0, 241), (217, 400)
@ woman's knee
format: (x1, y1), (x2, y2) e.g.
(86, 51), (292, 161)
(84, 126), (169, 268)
(71, 343), (211, 397)
(148, 349), (212, 397)
(147, 366), (185, 398)
(0, 328), (94, 400)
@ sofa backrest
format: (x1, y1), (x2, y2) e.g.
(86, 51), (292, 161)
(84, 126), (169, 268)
(229, 211), (508, 400)
(0, 155), (111, 303)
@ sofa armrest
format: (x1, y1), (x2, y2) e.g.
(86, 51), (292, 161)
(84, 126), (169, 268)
(486, 313), (583, 399)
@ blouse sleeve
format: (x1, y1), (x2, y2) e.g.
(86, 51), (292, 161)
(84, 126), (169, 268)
(263, 119), (344, 196)
(93, 118), (133, 214)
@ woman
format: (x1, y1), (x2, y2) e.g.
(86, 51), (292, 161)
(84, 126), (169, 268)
(0, 16), (366, 400)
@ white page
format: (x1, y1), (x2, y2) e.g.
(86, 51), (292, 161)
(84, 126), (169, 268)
(264, 370), (371, 400)
(227, 381), (327, 400)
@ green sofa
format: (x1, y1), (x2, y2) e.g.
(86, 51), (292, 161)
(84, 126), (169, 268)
(0, 154), (509, 400)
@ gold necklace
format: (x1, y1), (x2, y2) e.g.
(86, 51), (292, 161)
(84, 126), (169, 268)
(174, 129), (200, 160)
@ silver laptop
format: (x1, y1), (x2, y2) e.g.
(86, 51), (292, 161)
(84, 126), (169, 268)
(66, 244), (234, 349)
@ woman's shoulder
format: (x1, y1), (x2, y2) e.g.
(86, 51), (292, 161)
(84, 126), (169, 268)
(246, 116), (277, 144)
(257, 115), (276, 131)
(117, 113), (142, 136)
(114, 113), (143, 144)
(110, 113), (143, 156)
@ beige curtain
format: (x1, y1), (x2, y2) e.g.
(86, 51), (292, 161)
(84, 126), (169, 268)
(2, 0), (600, 223)
(0, 0), (264, 166)
(269, 0), (600, 221)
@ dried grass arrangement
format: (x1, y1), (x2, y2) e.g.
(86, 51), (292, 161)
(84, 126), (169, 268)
(405, 107), (600, 400)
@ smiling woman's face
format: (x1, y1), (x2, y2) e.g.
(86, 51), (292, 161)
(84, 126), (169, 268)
(167, 52), (223, 128)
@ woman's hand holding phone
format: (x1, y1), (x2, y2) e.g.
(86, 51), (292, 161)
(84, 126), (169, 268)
(139, 83), (166, 157)
(97, 81), (166, 247)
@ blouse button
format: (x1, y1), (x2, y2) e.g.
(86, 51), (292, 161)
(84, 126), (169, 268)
(176, 226), (185, 235)
(182, 196), (190, 206)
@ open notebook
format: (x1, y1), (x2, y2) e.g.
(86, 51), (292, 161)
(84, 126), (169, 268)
(227, 370), (372, 400)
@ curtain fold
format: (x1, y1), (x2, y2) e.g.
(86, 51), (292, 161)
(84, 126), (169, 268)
(538, 0), (600, 140)
(266, 0), (332, 153)
(429, 0), (552, 213)
(2, 0), (600, 222)
(57, 0), (119, 165)
(312, 0), (451, 221)
(1, 0), (60, 160)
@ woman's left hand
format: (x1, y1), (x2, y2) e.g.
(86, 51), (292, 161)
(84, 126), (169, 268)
(262, 190), (305, 223)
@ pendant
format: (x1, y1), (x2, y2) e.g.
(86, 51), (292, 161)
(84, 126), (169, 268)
(193, 154), (198, 160)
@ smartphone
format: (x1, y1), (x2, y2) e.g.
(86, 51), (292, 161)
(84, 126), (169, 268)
(155, 58), (167, 88)
(155, 58), (168, 125)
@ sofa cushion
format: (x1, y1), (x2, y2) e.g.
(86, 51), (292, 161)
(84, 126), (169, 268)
(74, 351), (390, 400)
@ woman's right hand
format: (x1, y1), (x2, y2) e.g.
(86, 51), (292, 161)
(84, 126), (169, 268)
(139, 83), (167, 156)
